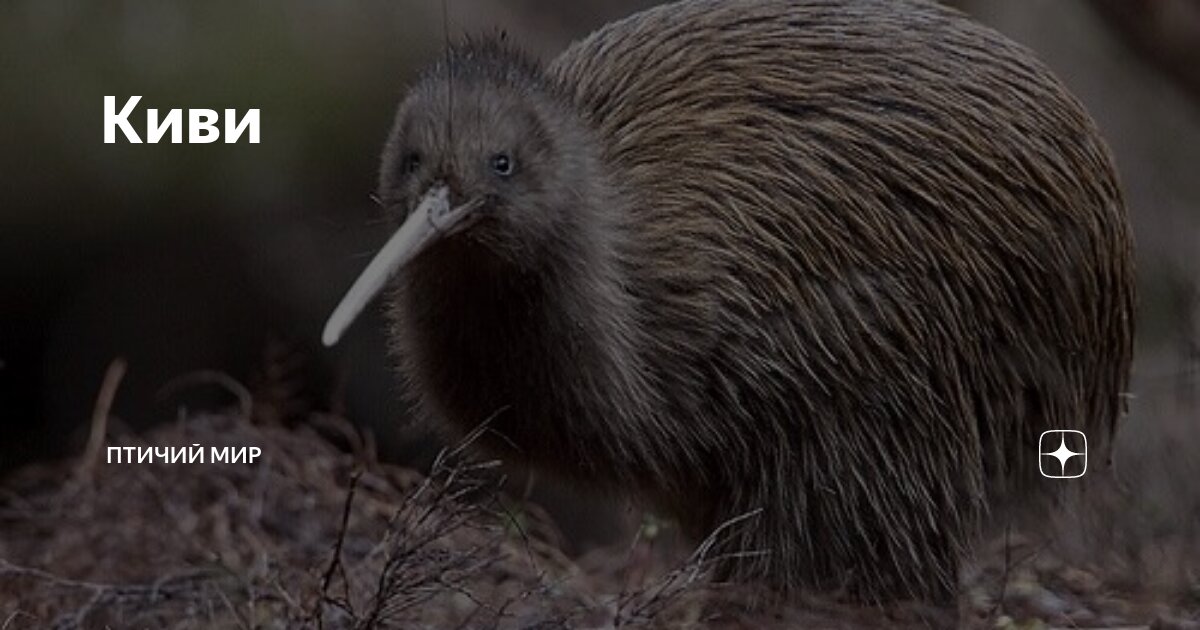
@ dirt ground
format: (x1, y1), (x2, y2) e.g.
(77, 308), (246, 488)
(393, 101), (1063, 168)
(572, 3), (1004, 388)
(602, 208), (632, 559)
(1, 404), (1198, 629)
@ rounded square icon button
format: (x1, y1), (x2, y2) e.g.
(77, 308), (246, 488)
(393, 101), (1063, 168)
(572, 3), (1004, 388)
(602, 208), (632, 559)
(1039, 430), (1087, 479)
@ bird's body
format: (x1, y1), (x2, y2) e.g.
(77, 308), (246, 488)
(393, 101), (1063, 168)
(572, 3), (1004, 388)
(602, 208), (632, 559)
(339, 0), (1134, 601)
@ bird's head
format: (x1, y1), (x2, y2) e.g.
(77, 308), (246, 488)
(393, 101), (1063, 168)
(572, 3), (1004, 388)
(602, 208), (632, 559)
(323, 39), (613, 346)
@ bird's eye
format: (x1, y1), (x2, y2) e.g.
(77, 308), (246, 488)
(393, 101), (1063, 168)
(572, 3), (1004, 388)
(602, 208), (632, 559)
(401, 152), (421, 175)
(490, 153), (516, 178)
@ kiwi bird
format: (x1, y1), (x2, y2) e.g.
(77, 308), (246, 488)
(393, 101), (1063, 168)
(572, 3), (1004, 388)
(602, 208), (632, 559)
(324, 0), (1134, 601)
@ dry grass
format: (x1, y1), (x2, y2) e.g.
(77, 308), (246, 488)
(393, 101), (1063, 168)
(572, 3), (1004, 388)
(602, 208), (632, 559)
(1, 373), (1198, 629)
(0, 407), (789, 630)
(0, 409), (581, 629)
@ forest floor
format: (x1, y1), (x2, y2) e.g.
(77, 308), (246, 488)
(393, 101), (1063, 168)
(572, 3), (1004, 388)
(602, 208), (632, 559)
(1, 406), (1198, 629)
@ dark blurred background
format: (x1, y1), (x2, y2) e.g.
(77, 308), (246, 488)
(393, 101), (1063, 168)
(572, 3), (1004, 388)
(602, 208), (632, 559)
(1, 0), (1197, 549)
(0, 0), (665, 470)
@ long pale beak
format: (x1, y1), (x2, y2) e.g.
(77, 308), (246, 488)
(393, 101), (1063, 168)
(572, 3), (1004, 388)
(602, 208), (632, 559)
(322, 185), (474, 347)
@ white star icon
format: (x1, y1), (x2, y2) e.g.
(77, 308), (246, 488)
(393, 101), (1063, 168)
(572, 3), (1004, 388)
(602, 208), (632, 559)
(1039, 430), (1088, 478)
(1047, 436), (1082, 473)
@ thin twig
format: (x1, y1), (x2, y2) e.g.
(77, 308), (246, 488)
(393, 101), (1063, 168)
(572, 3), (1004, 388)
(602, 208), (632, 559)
(158, 370), (254, 420)
(76, 357), (127, 480)
(315, 469), (362, 629)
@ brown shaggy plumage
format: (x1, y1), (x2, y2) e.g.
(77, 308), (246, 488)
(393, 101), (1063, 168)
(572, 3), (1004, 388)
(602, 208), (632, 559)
(376, 0), (1135, 602)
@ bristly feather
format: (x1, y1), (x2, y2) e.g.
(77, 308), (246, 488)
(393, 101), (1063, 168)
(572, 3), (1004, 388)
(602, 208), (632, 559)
(423, 34), (555, 96)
